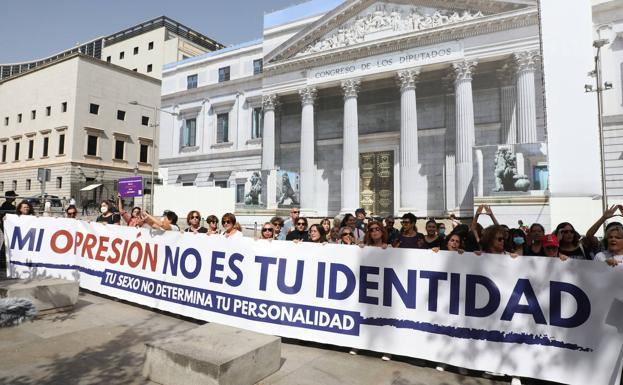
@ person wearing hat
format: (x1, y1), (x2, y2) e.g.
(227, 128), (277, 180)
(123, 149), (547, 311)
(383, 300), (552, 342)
(542, 234), (568, 261)
(0, 191), (18, 228)
(355, 208), (367, 232)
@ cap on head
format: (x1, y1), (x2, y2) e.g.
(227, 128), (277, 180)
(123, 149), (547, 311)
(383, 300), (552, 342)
(542, 234), (559, 248)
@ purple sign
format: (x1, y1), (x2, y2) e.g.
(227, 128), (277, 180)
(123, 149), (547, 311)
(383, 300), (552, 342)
(118, 177), (143, 198)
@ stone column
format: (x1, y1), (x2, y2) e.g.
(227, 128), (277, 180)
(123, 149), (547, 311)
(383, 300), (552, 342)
(453, 61), (478, 216)
(299, 86), (317, 215)
(340, 79), (361, 213)
(442, 75), (456, 213)
(397, 68), (422, 213)
(514, 51), (540, 143)
(497, 64), (517, 144)
(261, 95), (278, 171)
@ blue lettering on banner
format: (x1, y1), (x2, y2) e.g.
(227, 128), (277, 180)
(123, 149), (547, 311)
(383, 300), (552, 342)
(101, 269), (361, 336)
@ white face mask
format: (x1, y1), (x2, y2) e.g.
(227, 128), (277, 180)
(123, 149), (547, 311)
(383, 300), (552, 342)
(100, 206), (108, 214)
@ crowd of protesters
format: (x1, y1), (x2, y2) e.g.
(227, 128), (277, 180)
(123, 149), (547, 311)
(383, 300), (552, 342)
(2, 189), (623, 268)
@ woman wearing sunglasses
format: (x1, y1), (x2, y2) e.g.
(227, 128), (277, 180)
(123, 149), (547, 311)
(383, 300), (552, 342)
(185, 211), (207, 234)
(337, 227), (356, 245)
(553, 222), (588, 259)
(363, 221), (389, 249)
(286, 217), (308, 241)
(479, 225), (516, 257)
(221, 213), (242, 238)
(259, 222), (275, 240)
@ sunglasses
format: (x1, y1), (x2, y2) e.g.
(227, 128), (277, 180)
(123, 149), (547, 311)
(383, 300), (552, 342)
(296, 222), (306, 226)
(262, 228), (274, 232)
(67, 212), (77, 216)
(496, 237), (505, 241)
(291, 210), (300, 214)
(222, 220), (232, 225)
(342, 232), (352, 236)
(368, 227), (381, 232)
(386, 222), (394, 226)
(190, 216), (200, 219)
(208, 220), (217, 224)
(401, 221), (411, 225)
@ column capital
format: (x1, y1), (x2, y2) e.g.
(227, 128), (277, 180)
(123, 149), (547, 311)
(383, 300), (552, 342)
(396, 69), (420, 92)
(451, 60), (478, 83)
(262, 94), (279, 111)
(513, 50), (540, 73)
(341, 78), (361, 99)
(299, 86), (317, 106)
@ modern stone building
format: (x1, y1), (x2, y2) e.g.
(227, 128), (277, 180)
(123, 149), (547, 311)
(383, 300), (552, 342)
(160, 0), (603, 230)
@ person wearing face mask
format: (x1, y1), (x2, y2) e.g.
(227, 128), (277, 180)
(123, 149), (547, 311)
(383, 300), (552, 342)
(509, 228), (526, 256)
(96, 200), (121, 224)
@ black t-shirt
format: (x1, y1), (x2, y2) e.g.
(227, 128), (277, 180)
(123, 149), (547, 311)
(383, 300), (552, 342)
(286, 230), (308, 241)
(185, 226), (208, 233)
(96, 213), (121, 224)
(524, 244), (545, 256)
(0, 201), (15, 230)
(422, 235), (444, 249)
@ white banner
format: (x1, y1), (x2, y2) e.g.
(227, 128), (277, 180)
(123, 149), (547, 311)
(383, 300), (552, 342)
(4, 215), (623, 385)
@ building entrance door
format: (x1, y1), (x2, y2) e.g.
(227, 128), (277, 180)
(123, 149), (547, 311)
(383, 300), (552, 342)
(359, 151), (394, 217)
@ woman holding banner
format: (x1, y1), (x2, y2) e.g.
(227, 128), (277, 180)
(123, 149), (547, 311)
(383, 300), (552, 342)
(363, 221), (389, 249)
(221, 213), (242, 239)
(306, 224), (327, 243)
(185, 211), (207, 234)
(15, 201), (34, 216)
(595, 225), (623, 266)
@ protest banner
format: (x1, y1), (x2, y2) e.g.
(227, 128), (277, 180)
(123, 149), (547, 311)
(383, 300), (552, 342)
(4, 214), (623, 385)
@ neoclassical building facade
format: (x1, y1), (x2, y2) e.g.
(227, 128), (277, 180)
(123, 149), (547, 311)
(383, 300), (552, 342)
(161, 0), (550, 224)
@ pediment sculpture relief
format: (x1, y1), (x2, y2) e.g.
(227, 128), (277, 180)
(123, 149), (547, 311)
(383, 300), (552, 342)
(298, 4), (485, 56)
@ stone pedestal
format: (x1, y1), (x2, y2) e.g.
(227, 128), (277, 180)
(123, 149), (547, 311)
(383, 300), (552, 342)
(0, 278), (79, 312)
(143, 323), (281, 385)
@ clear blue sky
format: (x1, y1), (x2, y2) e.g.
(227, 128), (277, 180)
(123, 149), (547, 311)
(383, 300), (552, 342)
(0, 0), (301, 63)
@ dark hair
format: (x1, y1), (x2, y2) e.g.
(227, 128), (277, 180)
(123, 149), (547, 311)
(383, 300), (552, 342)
(402, 212), (417, 223)
(320, 217), (332, 227)
(186, 210), (201, 225)
(308, 224), (327, 242)
(529, 223), (545, 234)
(554, 222), (580, 245)
(364, 220), (388, 245)
(480, 225), (506, 253)
(509, 228), (526, 249)
(444, 233), (464, 250)
(206, 215), (219, 224)
(222, 212), (236, 225)
(340, 213), (356, 228)
(16, 200), (34, 215)
(131, 207), (141, 216)
(426, 219), (437, 226)
(296, 217), (308, 230)
(65, 205), (77, 214)
(270, 216), (284, 226)
(164, 211), (178, 225)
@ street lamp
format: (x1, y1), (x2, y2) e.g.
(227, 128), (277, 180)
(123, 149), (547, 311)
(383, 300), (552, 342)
(585, 25), (616, 213)
(129, 101), (178, 213)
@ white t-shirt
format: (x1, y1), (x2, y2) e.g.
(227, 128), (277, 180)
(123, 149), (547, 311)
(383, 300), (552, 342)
(595, 251), (623, 264)
(224, 230), (243, 239)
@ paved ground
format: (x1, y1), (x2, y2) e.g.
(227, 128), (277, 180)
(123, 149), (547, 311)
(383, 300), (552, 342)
(0, 291), (539, 385)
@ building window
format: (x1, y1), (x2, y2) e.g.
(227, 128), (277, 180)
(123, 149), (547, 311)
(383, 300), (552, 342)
(187, 74), (198, 89)
(4, 117), (7, 126)
(12, 180), (17, 191)
(106, 56), (111, 63)
(117, 110), (126, 121)
(89, 103), (99, 115)
(132, 68), (138, 72)
(215, 181), (228, 188)
(236, 184), (245, 203)
(43, 137), (49, 157)
(31, 110), (36, 120)
(14, 142), (20, 161)
(142, 116), (150, 126)
(26, 179), (31, 191)
(114, 140), (124, 160)
(218, 67), (230, 82)
(148, 41), (154, 50)
(253, 59), (263, 75)
(58, 134), (65, 155)
(18, 113), (22, 123)
(119, 51), (124, 60)
(62, 102), (67, 112)
(1, 144), (6, 163)
(147, 64), (152, 73)
(27, 139), (34, 159)
(87, 135), (98, 156)
(217, 113), (229, 143)
(56, 177), (62, 189)
(46, 106), (51, 116)
(0, 182), (3, 192)
(133, 47), (139, 55)
(182, 118), (196, 147)
(252, 107), (263, 139)
(140, 144), (149, 163)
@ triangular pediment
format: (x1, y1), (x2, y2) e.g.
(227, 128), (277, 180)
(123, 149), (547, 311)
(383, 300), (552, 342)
(265, 0), (536, 65)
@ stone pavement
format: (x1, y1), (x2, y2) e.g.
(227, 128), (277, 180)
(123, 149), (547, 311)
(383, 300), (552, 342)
(0, 291), (529, 385)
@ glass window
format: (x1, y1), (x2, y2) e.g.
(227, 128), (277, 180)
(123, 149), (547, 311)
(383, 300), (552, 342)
(106, 56), (111, 63)
(119, 51), (124, 60)
(0, 182), (3, 192)
(87, 135), (98, 156)
(17, 113), (22, 123)
(252, 107), (263, 139)
(1, 144), (6, 163)
(133, 47), (139, 55)
(148, 41), (154, 50)
(253, 59), (263, 75)
(215, 181), (228, 188)
(58, 134), (65, 155)
(218, 67), (230, 82)
(217, 113), (229, 143)
(46, 106), (51, 116)
(28, 139), (34, 159)
(187, 74), (198, 89)
(61, 102), (67, 112)
(12, 180), (17, 191)
(26, 179), (31, 190)
(117, 110), (126, 121)
(4, 117), (7, 126)
(236, 184), (245, 203)
(142, 116), (149, 126)
(182, 118), (196, 147)
(56, 177), (62, 189)
(14, 142), (19, 161)
(43, 137), (49, 157)
(140, 144), (149, 163)
(31, 110), (36, 120)
(147, 64), (152, 73)
(114, 140), (124, 160)
(89, 103), (99, 115)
